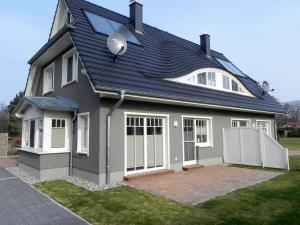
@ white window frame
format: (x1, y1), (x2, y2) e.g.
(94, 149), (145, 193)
(182, 115), (213, 148)
(43, 63), (55, 95)
(124, 112), (170, 176)
(169, 68), (253, 96)
(256, 120), (272, 135)
(77, 112), (90, 156)
(231, 118), (251, 128)
(62, 48), (79, 87)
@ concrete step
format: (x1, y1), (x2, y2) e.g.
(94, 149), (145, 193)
(182, 165), (204, 171)
(124, 169), (175, 182)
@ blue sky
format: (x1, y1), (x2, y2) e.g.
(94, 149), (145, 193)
(1, 0), (299, 105)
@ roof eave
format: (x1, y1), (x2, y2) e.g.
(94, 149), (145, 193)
(95, 86), (284, 115)
(28, 24), (75, 65)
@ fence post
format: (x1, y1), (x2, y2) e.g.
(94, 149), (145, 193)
(259, 128), (265, 168)
(239, 128), (244, 164)
(285, 148), (290, 171)
(222, 128), (227, 163)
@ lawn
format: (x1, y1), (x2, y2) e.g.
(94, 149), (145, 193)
(35, 156), (300, 225)
(279, 138), (300, 151)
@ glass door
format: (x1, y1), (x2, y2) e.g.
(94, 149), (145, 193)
(183, 118), (196, 165)
(126, 116), (165, 174)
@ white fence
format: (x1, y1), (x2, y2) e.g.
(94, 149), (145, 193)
(222, 128), (289, 170)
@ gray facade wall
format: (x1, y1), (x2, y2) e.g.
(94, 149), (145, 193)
(18, 151), (70, 170)
(99, 99), (275, 183)
(34, 47), (101, 176)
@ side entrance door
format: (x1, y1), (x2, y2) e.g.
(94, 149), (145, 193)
(183, 118), (197, 166)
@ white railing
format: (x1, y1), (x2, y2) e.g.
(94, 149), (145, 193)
(222, 127), (289, 170)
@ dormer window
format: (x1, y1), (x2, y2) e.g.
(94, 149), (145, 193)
(167, 68), (254, 97)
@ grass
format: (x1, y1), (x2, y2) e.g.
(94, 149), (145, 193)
(35, 156), (300, 225)
(279, 138), (300, 151)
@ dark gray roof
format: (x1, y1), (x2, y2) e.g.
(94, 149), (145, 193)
(23, 96), (79, 111)
(63, 0), (284, 113)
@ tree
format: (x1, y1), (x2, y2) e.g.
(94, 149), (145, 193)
(0, 103), (9, 133)
(6, 91), (24, 136)
(276, 100), (300, 128)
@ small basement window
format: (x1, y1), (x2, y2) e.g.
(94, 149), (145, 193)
(62, 49), (78, 86)
(43, 63), (55, 95)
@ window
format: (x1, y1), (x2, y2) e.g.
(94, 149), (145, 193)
(77, 113), (90, 154)
(195, 119), (209, 146)
(257, 120), (271, 135)
(207, 72), (216, 87)
(85, 11), (140, 45)
(197, 73), (207, 85)
(232, 80), (239, 92)
(62, 49), (78, 86)
(29, 120), (35, 148)
(232, 119), (250, 128)
(43, 63), (54, 94)
(51, 119), (66, 148)
(38, 119), (43, 148)
(223, 75), (230, 90)
(183, 117), (213, 149)
(24, 120), (35, 148)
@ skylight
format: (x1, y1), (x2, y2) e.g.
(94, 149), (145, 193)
(85, 11), (141, 45)
(216, 58), (245, 77)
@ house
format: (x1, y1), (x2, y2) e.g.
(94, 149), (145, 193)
(15, 0), (285, 185)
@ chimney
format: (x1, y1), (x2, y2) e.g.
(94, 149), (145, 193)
(129, 0), (143, 33)
(200, 34), (211, 57)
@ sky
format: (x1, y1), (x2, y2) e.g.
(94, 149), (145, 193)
(0, 0), (299, 105)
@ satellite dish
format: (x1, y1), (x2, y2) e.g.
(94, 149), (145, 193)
(262, 81), (270, 93)
(107, 32), (127, 62)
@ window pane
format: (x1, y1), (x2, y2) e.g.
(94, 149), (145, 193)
(197, 73), (207, 85)
(232, 80), (239, 92)
(57, 119), (61, 128)
(62, 120), (65, 128)
(67, 56), (73, 82)
(52, 119), (56, 128)
(30, 120), (35, 148)
(51, 128), (65, 148)
(207, 72), (216, 86)
(223, 75), (230, 90)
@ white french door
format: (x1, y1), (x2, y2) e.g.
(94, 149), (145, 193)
(126, 115), (166, 175)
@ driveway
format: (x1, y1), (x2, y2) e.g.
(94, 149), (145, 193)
(0, 167), (89, 225)
(127, 165), (281, 204)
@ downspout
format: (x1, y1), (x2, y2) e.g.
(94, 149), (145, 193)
(70, 110), (78, 176)
(106, 90), (125, 185)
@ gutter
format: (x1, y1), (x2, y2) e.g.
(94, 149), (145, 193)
(106, 90), (125, 185)
(96, 86), (285, 115)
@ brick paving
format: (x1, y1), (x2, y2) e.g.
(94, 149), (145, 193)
(127, 165), (281, 204)
(0, 168), (89, 225)
(0, 156), (18, 168)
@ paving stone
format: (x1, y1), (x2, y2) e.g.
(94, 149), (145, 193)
(127, 165), (281, 204)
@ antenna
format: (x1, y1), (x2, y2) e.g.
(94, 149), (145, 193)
(107, 33), (128, 63)
(261, 81), (274, 95)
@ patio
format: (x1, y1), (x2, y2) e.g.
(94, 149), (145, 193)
(126, 165), (281, 204)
